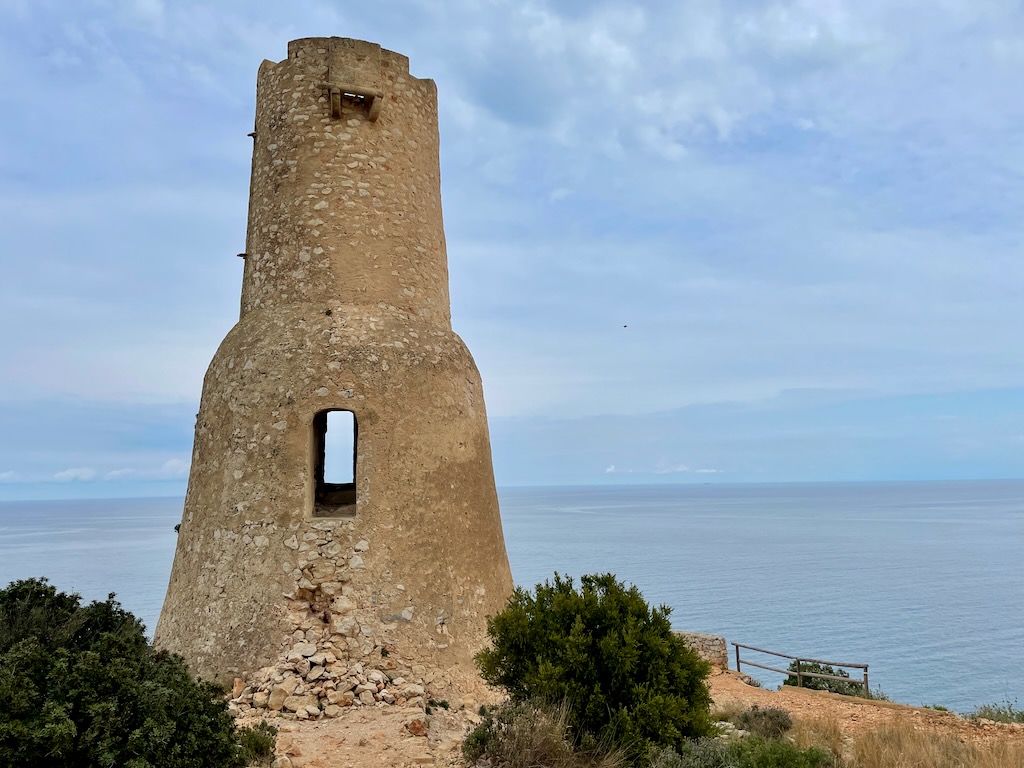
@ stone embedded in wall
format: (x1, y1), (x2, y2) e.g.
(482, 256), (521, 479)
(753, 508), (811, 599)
(674, 630), (729, 669)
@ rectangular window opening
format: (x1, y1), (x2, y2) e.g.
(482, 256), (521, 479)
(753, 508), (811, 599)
(313, 409), (357, 517)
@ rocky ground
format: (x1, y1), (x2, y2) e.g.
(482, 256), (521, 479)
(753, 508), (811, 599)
(247, 667), (1024, 767)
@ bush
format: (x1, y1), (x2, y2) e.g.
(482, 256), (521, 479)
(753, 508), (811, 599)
(0, 577), (269, 767)
(650, 742), (732, 768)
(967, 700), (1024, 724)
(462, 699), (623, 768)
(238, 721), (278, 766)
(474, 573), (713, 763)
(782, 661), (863, 697)
(734, 706), (792, 739)
(651, 737), (837, 768)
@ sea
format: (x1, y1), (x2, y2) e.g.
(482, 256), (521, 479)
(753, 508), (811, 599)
(1, 480), (1021, 714)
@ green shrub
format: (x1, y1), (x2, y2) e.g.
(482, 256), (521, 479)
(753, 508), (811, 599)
(474, 573), (713, 763)
(238, 721), (278, 766)
(650, 742), (731, 768)
(734, 706), (792, 739)
(462, 706), (498, 763)
(426, 698), (450, 714)
(967, 700), (1024, 724)
(651, 736), (837, 767)
(0, 577), (269, 767)
(783, 661), (863, 697)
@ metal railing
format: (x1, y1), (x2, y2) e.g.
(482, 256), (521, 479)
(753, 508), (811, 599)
(732, 642), (869, 693)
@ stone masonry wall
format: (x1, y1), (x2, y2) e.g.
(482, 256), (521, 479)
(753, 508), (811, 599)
(675, 631), (729, 669)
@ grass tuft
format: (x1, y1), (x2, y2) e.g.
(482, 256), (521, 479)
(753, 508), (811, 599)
(852, 722), (1024, 768)
(734, 705), (793, 739)
(791, 715), (845, 760)
(462, 699), (624, 768)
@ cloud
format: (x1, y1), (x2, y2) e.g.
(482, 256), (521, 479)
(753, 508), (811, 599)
(653, 464), (721, 475)
(53, 467), (97, 482)
(494, 387), (1024, 485)
(103, 461), (188, 481)
(158, 459), (189, 477)
(132, 0), (165, 25)
(0, 471), (18, 482)
(604, 463), (720, 475)
(2, 2), (1024, 494)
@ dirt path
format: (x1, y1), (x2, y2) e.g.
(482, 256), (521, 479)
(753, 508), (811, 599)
(247, 704), (479, 768)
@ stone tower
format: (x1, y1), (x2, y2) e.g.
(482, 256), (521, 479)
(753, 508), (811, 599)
(155, 38), (514, 706)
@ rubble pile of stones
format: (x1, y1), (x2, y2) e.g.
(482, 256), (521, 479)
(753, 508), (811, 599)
(228, 641), (430, 720)
(224, 520), (491, 720)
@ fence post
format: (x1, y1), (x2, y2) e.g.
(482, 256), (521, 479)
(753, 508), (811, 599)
(864, 665), (869, 696)
(796, 658), (803, 688)
(735, 644), (741, 674)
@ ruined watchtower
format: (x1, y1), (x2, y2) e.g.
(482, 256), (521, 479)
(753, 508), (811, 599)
(155, 38), (513, 707)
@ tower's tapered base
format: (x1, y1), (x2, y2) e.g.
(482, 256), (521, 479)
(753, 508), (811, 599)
(155, 304), (513, 707)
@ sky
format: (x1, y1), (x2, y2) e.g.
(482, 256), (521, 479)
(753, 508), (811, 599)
(1, 0), (1023, 499)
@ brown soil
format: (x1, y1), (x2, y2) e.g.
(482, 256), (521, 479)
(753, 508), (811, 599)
(709, 668), (1024, 747)
(253, 668), (1024, 767)
(244, 704), (479, 768)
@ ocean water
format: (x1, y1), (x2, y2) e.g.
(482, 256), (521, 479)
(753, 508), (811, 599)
(0, 497), (182, 636)
(1, 481), (1021, 712)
